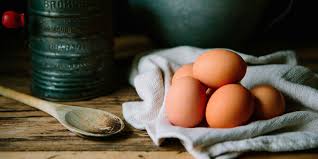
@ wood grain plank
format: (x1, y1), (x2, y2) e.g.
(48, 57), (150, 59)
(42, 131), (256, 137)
(1, 151), (318, 159)
(0, 151), (193, 159)
(0, 82), (184, 152)
(0, 114), (184, 151)
(0, 139), (184, 151)
(0, 86), (186, 152)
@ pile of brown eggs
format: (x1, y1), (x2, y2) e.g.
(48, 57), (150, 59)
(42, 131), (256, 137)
(166, 49), (285, 128)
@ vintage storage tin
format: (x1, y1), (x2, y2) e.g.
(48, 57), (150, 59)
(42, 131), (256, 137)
(29, 0), (113, 101)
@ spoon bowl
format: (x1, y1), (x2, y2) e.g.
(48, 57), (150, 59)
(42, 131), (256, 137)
(62, 106), (125, 137)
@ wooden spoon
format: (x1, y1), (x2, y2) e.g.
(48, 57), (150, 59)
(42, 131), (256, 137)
(0, 85), (125, 138)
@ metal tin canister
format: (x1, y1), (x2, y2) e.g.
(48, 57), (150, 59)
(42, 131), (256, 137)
(28, 0), (113, 101)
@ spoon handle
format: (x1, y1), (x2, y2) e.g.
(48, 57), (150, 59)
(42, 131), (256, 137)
(0, 85), (59, 116)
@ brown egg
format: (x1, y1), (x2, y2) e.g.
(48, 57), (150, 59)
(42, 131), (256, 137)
(251, 84), (285, 120)
(206, 84), (254, 128)
(166, 77), (207, 128)
(172, 64), (193, 84)
(193, 49), (247, 89)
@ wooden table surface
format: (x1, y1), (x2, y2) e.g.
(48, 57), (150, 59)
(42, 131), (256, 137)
(0, 37), (318, 159)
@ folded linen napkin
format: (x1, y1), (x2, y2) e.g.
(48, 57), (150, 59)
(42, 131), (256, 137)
(122, 46), (318, 159)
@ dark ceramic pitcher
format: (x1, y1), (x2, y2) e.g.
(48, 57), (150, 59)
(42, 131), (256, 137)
(128, 0), (270, 48)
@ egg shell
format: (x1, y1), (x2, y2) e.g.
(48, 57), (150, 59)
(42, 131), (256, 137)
(172, 64), (193, 84)
(166, 76), (207, 128)
(251, 84), (285, 120)
(193, 49), (247, 88)
(206, 84), (254, 128)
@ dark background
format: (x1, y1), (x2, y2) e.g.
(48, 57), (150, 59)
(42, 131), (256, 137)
(0, 0), (317, 54)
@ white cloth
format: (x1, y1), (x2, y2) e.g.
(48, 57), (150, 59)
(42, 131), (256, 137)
(122, 46), (318, 159)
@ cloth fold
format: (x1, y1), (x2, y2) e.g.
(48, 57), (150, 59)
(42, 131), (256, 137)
(122, 46), (318, 159)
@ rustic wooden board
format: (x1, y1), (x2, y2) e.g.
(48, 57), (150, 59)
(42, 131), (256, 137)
(0, 39), (318, 158)
(0, 151), (193, 159)
(1, 151), (318, 159)
(0, 76), (184, 152)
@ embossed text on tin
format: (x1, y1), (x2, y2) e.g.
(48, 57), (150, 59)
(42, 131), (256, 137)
(44, 0), (90, 9)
